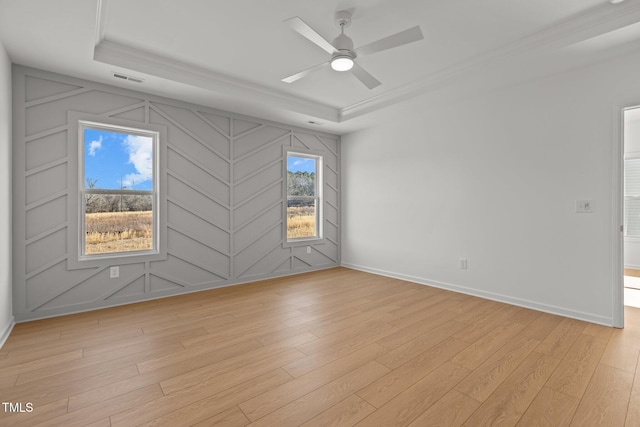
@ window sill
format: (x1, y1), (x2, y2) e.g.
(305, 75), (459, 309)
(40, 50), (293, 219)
(67, 250), (166, 270)
(283, 237), (325, 248)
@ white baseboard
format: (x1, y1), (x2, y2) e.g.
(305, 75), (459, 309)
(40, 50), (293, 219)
(0, 316), (15, 349)
(14, 264), (339, 323)
(342, 262), (613, 327)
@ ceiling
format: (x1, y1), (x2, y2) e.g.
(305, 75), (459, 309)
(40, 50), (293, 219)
(2, 0), (640, 134)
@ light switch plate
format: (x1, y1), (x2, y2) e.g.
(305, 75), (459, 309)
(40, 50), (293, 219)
(576, 200), (593, 213)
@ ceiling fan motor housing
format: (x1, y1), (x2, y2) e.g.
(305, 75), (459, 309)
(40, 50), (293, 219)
(331, 32), (355, 71)
(332, 10), (356, 70)
(332, 33), (354, 52)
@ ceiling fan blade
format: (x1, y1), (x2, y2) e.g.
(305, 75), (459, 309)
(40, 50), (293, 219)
(284, 16), (337, 55)
(355, 26), (424, 57)
(351, 63), (381, 89)
(282, 61), (328, 84)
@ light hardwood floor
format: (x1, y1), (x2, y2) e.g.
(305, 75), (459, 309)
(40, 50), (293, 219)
(1, 267), (639, 426)
(625, 269), (640, 278)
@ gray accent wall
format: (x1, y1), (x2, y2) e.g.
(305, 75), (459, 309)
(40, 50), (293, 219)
(12, 65), (340, 322)
(0, 41), (13, 342)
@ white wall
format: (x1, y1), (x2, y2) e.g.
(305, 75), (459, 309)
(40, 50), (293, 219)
(0, 40), (13, 345)
(342, 50), (640, 326)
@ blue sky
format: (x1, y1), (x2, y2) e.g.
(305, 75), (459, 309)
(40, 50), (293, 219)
(84, 128), (154, 191)
(288, 155), (316, 173)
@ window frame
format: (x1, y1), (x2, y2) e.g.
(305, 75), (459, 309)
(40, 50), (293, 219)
(284, 148), (324, 245)
(79, 121), (159, 259)
(67, 112), (167, 269)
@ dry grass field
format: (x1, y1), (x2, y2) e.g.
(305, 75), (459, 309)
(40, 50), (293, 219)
(287, 206), (316, 239)
(85, 211), (153, 254)
(86, 207), (314, 254)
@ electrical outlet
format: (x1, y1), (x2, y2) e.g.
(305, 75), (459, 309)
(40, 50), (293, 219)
(110, 266), (120, 278)
(459, 258), (468, 270)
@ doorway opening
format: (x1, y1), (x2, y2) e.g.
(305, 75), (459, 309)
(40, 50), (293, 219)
(623, 106), (640, 309)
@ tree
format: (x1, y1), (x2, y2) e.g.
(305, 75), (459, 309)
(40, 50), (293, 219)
(287, 171), (315, 197)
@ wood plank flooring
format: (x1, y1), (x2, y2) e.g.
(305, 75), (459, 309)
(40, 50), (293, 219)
(625, 269), (640, 278)
(1, 267), (639, 426)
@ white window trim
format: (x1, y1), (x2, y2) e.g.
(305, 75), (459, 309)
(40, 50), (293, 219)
(79, 120), (159, 260)
(283, 147), (324, 246)
(67, 112), (167, 269)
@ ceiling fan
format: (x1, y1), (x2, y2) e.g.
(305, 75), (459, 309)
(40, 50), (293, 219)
(282, 10), (424, 89)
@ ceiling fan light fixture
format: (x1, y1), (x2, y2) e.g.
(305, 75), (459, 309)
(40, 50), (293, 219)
(331, 54), (354, 71)
(282, 10), (422, 88)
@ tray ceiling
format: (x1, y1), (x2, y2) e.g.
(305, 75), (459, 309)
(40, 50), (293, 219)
(2, 0), (640, 133)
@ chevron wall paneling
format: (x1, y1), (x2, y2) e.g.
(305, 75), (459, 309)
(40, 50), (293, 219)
(12, 66), (340, 321)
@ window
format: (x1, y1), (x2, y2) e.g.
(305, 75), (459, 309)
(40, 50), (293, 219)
(286, 151), (322, 242)
(625, 156), (640, 237)
(79, 121), (159, 258)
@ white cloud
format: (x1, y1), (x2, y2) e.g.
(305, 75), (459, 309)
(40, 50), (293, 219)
(121, 135), (153, 189)
(293, 158), (313, 166)
(88, 137), (102, 156)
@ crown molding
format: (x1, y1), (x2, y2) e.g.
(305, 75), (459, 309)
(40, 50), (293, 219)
(94, 40), (339, 122)
(94, 1), (339, 122)
(93, 1), (640, 124)
(340, 1), (640, 121)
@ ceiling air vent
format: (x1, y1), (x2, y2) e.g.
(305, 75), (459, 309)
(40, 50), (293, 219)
(113, 72), (143, 84)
